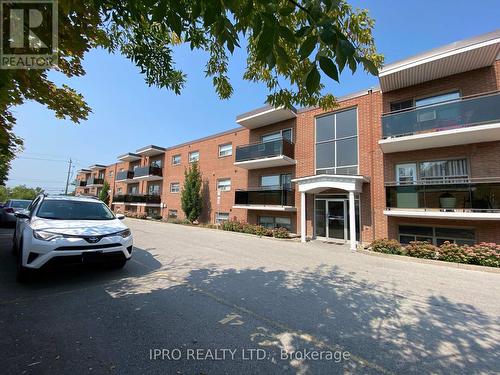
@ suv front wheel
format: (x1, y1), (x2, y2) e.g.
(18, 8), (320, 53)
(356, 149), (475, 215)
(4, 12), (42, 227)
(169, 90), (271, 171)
(16, 240), (31, 283)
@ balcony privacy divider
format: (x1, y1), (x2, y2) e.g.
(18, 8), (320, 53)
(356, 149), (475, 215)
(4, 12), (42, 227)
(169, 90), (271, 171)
(382, 91), (500, 138)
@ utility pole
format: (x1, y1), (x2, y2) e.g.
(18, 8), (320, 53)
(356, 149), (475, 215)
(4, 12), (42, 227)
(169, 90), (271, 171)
(64, 158), (72, 195)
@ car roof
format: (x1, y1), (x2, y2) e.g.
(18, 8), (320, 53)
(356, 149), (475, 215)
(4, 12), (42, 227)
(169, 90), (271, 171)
(43, 195), (103, 203)
(8, 199), (32, 202)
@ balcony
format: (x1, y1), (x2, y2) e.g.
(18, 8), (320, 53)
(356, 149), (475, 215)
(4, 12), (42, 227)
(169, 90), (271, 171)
(233, 188), (296, 211)
(379, 92), (500, 153)
(112, 194), (161, 205)
(132, 166), (163, 181)
(384, 179), (500, 220)
(234, 139), (296, 170)
(86, 177), (104, 186)
(116, 170), (135, 182)
(77, 180), (86, 187)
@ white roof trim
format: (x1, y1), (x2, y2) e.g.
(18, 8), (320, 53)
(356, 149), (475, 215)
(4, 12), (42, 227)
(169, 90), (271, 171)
(292, 174), (368, 193)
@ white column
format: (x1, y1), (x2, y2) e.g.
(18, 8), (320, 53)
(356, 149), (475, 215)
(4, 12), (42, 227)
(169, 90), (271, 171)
(300, 191), (306, 243)
(349, 191), (356, 251)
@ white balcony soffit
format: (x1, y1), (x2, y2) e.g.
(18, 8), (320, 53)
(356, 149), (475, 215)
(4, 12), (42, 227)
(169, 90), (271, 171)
(232, 205), (297, 212)
(117, 153), (142, 162)
(88, 164), (107, 170)
(379, 30), (500, 92)
(236, 106), (297, 129)
(77, 169), (91, 174)
(136, 145), (166, 157)
(132, 175), (163, 182)
(378, 122), (500, 153)
(384, 209), (500, 221)
(234, 155), (296, 170)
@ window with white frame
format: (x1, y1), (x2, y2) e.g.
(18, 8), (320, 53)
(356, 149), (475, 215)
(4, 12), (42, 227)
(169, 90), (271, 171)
(315, 108), (358, 175)
(258, 216), (292, 231)
(398, 225), (475, 246)
(396, 159), (469, 184)
(218, 143), (232, 157)
(216, 212), (230, 223)
(170, 182), (180, 193)
(217, 178), (231, 192)
(261, 128), (293, 143)
(189, 151), (200, 163)
(172, 154), (181, 165)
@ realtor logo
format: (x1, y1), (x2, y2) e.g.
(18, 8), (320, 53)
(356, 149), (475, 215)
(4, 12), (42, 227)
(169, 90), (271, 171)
(0, 0), (58, 69)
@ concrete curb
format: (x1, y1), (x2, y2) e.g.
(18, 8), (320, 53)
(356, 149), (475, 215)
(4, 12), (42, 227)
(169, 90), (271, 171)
(358, 249), (500, 274)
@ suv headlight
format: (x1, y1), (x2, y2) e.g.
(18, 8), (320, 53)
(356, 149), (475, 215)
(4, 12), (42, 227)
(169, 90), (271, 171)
(118, 229), (131, 238)
(33, 230), (63, 241)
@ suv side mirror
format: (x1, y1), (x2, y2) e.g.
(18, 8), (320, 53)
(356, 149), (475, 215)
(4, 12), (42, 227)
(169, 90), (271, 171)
(15, 211), (30, 219)
(116, 214), (125, 220)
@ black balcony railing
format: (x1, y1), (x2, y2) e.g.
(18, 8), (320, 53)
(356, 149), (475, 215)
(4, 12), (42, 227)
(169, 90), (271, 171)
(133, 166), (162, 178)
(77, 180), (86, 187)
(382, 92), (500, 139)
(235, 139), (294, 163)
(116, 170), (134, 181)
(87, 177), (104, 185)
(112, 194), (161, 204)
(385, 180), (500, 212)
(235, 188), (295, 206)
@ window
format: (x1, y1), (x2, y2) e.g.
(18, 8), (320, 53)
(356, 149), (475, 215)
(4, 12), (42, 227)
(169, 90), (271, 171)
(396, 159), (469, 184)
(172, 154), (181, 165)
(415, 91), (460, 108)
(218, 144), (232, 157)
(216, 212), (230, 223)
(217, 178), (231, 192)
(258, 216), (292, 231)
(170, 182), (180, 193)
(108, 171), (114, 177)
(390, 99), (413, 113)
(189, 151), (199, 163)
(117, 187), (123, 194)
(148, 184), (161, 195)
(129, 185), (139, 194)
(151, 159), (162, 168)
(168, 209), (178, 218)
(261, 128), (293, 143)
(260, 174), (292, 189)
(98, 172), (104, 179)
(398, 225), (475, 246)
(315, 108), (358, 175)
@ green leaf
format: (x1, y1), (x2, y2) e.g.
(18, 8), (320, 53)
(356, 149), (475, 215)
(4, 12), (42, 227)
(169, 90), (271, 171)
(360, 57), (379, 75)
(299, 35), (317, 60)
(319, 25), (337, 45)
(305, 64), (320, 94)
(295, 26), (310, 38)
(318, 56), (339, 82)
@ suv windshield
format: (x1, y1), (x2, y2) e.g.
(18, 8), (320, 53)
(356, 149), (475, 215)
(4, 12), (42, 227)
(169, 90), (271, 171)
(10, 200), (31, 209)
(37, 200), (115, 220)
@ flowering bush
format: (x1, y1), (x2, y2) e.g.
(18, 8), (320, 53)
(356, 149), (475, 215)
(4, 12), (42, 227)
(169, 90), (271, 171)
(405, 241), (439, 259)
(369, 239), (500, 267)
(220, 220), (289, 239)
(370, 239), (403, 255)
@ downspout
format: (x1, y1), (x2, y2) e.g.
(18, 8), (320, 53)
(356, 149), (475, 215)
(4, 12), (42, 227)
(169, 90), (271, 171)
(369, 88), (376, 242)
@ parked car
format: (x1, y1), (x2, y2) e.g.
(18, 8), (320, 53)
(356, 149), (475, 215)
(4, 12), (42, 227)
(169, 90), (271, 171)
(0, 199), (32, 226)
(12, 195), (133, 282)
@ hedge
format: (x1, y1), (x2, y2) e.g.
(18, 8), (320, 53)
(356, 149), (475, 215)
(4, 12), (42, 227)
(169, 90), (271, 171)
(220, 220), (290, 239)
(369, 239), (500, 268)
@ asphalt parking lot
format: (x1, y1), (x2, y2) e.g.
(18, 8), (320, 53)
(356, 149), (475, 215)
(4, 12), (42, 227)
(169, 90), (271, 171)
(0, 219), (499, 374)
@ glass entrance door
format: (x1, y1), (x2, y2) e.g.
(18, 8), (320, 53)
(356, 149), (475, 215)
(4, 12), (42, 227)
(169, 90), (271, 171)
(327, 200), (346, 239)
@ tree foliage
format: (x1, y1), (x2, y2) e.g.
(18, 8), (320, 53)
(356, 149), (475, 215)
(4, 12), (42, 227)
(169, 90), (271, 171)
(181, 162), (203, 222)
(0, 185), (44, 201)
(0, 0), (383, 182)
(98, 180), (110, 205)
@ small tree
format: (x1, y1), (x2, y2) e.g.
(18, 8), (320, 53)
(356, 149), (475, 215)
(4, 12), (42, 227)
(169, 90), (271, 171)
(181, 162), (203, 223)
(98, 180), (110, 205)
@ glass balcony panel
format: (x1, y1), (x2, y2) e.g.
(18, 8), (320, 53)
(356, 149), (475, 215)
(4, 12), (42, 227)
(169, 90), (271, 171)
(235, 189), (294, 206)
(235, 139), (294, 162)
(112, 194), (161, 204)
(116, 171), (134, 181)
(133, 166), (162, 178)
(382, 92), (500, 138)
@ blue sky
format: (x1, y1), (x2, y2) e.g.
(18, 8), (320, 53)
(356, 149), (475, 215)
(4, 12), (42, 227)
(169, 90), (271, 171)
(8, 0), (500, 193)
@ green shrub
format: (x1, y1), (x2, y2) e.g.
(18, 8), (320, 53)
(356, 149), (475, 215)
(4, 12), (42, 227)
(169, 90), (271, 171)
(405, 241), (438, 259)
(254, 225), (273, 237)
(272, 227), (290, 239)
(465, 243), (500, 268)
(436, 242), (470, 263)
(242, 223), (257, 234)
(370, 238), (403, 255)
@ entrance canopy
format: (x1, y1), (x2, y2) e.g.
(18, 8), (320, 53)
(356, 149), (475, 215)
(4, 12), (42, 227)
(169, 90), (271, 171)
(292, 174), (368, 193)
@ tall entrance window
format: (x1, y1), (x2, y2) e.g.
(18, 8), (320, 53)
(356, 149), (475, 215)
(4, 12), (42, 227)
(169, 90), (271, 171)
(315, 108), (358, 175)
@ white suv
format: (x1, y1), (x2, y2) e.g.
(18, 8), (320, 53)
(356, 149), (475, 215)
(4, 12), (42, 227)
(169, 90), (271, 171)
(12, 195), (133, 282)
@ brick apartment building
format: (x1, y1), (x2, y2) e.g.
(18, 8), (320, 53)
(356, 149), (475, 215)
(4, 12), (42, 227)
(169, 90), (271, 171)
(76, 30), (500, 250)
